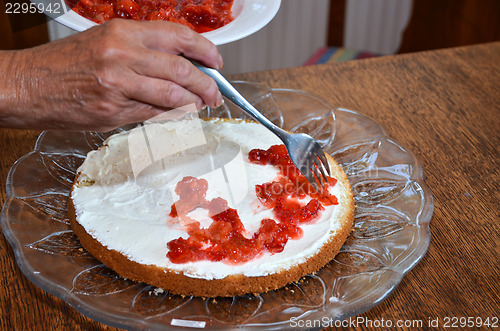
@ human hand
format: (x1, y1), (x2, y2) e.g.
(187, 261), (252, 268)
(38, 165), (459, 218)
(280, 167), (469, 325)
(0, 19), (224, 131)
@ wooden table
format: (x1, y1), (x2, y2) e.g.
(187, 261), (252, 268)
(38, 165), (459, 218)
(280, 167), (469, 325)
(1, 42), (499, 330)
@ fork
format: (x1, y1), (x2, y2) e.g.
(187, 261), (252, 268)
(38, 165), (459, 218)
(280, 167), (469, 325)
(191, 61), (331, 193)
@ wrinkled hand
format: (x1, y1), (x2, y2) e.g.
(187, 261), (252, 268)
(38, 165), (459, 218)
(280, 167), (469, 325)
(0, 19), (223, 131)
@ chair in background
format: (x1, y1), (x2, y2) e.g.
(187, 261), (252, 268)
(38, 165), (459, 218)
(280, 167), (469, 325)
(1, 0), (49, 50)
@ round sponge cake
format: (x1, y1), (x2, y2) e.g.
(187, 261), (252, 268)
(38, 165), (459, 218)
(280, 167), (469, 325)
(69, 118), (354, 297)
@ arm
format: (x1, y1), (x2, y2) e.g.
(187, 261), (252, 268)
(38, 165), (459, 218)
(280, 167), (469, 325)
(0, 19), (223, 131)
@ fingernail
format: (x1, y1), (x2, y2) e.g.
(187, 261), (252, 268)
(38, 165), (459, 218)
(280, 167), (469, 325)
(215, 91), (223, 107)
(218, 54), (224, 69)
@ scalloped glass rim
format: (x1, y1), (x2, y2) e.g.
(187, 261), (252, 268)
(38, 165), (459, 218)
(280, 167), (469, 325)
(40, 0), (281, 46)
(1, 82), (433, 330)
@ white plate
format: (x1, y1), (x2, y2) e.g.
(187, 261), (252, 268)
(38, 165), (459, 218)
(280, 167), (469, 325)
(48, 0), (281, 45)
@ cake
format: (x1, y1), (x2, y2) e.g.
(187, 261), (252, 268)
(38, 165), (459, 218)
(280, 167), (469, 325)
(69, 116), (354, 297)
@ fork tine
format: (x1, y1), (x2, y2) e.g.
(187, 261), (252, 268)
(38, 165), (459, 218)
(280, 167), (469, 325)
(302, 167), (321, 193)
(313, 156), (329, 185)
(311, 162), (326, 190)
(317, 150), (331, 176)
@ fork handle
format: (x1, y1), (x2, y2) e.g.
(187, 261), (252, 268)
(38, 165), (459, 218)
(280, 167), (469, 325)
(190, 61), (287, 140)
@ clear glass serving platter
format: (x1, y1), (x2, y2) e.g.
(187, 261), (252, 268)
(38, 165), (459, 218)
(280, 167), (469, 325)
(1, 82), (433, 330)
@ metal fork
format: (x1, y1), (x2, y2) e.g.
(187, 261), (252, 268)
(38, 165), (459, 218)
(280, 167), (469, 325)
(191, 61), (331, 193)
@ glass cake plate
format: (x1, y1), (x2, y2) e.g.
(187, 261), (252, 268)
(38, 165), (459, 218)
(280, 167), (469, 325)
(1, 82), (433, 330)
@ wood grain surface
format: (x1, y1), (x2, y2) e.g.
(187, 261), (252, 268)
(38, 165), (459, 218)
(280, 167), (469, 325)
(1, 42), (499, 330)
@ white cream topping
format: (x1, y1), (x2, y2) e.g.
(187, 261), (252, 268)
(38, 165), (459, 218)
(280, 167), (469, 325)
(72, 119), (350, 280)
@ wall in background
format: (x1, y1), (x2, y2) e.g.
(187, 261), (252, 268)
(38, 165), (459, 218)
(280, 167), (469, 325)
(343, 0), (413, 54)
(47, 19), (74, 41)
(218, 0), (330, 74)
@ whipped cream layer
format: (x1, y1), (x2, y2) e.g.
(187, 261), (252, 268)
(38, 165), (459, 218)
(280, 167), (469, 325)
(72, 118), (350, 280)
